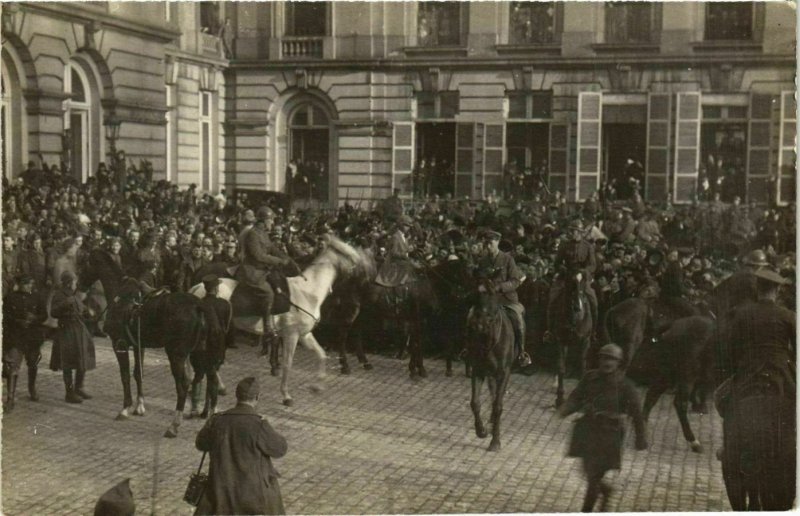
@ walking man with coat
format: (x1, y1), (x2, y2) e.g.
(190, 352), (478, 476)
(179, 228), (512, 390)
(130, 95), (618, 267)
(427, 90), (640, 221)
(194, 376), (288, 515)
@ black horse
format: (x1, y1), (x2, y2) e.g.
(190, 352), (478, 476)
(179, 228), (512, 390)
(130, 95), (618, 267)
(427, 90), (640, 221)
(466, 276), (515, 452)
(550, 274), (593, 407)
(317, 273), (373, 375)
(721, 393), (795, 510)
(427, 258), (475, 377)
(78, 249), (217, 438)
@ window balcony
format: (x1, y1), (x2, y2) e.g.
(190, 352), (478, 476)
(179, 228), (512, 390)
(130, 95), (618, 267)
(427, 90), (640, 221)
(199, 32), (222, 57)
(281, 36), (323, 59)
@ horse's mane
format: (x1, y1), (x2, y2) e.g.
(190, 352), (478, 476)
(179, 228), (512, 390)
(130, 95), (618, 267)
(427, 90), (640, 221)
(312, 235), (376, 281)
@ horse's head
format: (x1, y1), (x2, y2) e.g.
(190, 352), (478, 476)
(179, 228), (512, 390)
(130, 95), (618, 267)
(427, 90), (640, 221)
(78, 249), (125, 298)
(319, 235), (376, 283)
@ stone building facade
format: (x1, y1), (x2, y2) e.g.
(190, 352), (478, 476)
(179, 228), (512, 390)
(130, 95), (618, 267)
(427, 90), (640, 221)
(2, 2), (796, 205)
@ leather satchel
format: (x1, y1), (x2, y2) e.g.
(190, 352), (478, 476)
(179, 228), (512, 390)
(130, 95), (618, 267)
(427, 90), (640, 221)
(183, 452), (208, 507)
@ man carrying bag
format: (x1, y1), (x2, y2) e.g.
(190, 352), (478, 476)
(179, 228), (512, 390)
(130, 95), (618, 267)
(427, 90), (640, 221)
(192, 376), (288, 515)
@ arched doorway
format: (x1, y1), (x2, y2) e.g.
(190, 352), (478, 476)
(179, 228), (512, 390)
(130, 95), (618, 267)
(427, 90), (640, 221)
(288, 102), (331, 204)
(1, 47), (26, 179)
(63, 59), (103, 183)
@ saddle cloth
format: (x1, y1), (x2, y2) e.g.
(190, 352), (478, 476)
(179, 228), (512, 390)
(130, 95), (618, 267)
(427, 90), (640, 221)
(230, 273), (291, 317)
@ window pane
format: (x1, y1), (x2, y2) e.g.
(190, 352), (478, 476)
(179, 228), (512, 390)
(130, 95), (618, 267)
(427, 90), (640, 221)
(201, 92), (210, 118)
(439, 91), (460, 118)
(531, 91), (552, 118)
(288, 2), (328, 36)
(508, 92), (527, 118)
(606, 3), (654, 44)
(416, 92), (435, 119)
(71, 68), (86, 103)
(509, 2), (556, 45)
(312, 106), (328, 126)
(418, 2), (461, 46)
(292, 106), (309, 126)
(200, 1), (220, 33)
(706, 2), (753, 40)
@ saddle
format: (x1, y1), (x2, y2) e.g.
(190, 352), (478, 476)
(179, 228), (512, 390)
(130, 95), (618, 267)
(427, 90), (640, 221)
(230, 272), (291, 317)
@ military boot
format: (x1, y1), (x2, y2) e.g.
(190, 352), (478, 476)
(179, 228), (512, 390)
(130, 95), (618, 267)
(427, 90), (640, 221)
(5, 374), (18, 413)
(64, 370), (83, 404)
(74, 370), (92, 399)
(27, 366), (39, 401)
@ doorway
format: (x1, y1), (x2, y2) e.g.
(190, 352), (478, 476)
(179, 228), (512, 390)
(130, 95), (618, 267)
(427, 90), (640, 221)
(602, 123), (646, 200)
(506, 122), (550, 198)
(288, 103), (331, 204)
(415, 122), (456, 198)
(701, 123), (747, 202)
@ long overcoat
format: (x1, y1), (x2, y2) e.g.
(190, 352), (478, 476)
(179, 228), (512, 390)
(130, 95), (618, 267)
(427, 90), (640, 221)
(195, 403), (288, 515)
(49, 288), (96, 372)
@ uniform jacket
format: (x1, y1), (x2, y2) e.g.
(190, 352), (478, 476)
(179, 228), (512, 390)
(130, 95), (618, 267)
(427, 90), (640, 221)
(480, 250), (523, 306)
(17, 248), (47, 290)
(726, 299), (795, 379)
(49, 288), (96, 372)
(177, 257), (207, 292)
(237, 224), (287, 292)
(555, 240), (596, 280)
(2, 248), (19, 297)
(195, 404), (288, 515)
(2, 289), (46, 347)
(659, 261), (687, 298)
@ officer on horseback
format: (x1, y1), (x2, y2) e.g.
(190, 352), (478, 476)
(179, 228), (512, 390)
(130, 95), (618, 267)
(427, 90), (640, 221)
(657, 247), (698, 320)
(479, 230), (531, 368)
(374, 215), (417, 287)
(547, 219), (598, 339)
(237, 206), (296, 351)
(716, 268), (795, 414)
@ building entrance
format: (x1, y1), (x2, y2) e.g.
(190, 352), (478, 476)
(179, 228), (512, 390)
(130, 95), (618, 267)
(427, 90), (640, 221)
(700, 123), (747, 202)
(415, 122), (455, 198)
(506, 122), (549, 199)
(288, 103), (330, 204)
(602, 123), (646, 200)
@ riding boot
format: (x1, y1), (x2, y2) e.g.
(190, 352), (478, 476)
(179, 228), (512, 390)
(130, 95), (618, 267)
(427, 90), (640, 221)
(74, 370), (92, 399)
(190, 381), (203, 415)
(27, 366), (39, 402)
(63, 370), (83, 404)
(582, 481), (600, 512)
(261, 299), (279, 356)
(5, 374), (18, 413)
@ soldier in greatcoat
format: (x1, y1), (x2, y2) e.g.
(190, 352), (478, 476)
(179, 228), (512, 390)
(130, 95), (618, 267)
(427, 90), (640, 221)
(559, 344), (648, 512)
(3, 275), (47, 411)
(195, 377), (288, 515)
(49, 270), (96, 404)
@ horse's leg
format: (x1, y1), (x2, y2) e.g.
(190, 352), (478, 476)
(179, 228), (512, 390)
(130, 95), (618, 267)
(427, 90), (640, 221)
(280, 333), (299, 407)
(299, 331), (327, 394)
(216, 370), (226, 396)
(470, 374), (487, 439)
(337, 325), (351, 375)
(721, 452), (747, 511)
(642, 379), (669, 422)
(269, 333), (281, 377)
(201, 365), (219, 419)
(132, 347), (146, 416)
(556, 337), (566, 408)
(488, 372), (509, 452)
(164, 353), (189, 438)
(674, 381), (702, 453)
(188, 365), (204, 419)
(352, 320), (372, 370)
(113, 346), (134, 420)
(412, 319), (426, 378)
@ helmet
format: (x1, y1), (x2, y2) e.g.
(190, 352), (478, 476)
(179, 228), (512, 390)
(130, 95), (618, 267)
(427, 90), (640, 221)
(256, 206), (275, 221)
(742, 249), (769, 267)
(597, 343), (624, 361)
(568, 219), (584, 231)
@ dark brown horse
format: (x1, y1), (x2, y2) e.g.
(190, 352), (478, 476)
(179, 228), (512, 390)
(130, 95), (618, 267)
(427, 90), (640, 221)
(551, 275), (593, 407)
(721, 393), (795, 510)
(466, 277), (515, 452)
(427, 258), (475, 377)
(78, 249), (215, 438)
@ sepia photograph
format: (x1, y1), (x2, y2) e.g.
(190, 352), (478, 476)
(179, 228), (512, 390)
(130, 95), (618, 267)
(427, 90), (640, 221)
(0, 0), (796, 514)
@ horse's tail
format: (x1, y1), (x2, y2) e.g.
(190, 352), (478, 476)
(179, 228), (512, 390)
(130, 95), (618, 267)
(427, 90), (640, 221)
(191, 303), (210, 356)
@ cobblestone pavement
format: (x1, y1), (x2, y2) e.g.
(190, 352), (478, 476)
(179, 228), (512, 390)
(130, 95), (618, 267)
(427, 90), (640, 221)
(2, 337), (729, 515)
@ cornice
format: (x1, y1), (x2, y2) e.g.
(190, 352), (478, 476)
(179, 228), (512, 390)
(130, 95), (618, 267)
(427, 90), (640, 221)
(20, 2), (181, 44)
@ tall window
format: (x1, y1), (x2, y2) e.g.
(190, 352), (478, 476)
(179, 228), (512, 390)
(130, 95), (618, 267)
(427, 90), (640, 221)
(200, 1), (221, 33)
(165, 84), (175, 183)
(199, 91), (213, 191)
(286, 2), (329, 36)
(63, 63), (92, 183)
(605, 2), (658, 44)
(289, 103), (330, 203)
(509, 2), (557, 45)
(418, 2), (462, 46)
(416, 91), (460, 119)
(705, 2), (754, 40)
(507, 91), (553, 119)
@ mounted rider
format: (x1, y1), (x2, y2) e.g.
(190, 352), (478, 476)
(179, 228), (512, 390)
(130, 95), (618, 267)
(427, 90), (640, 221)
(236, 206), (295, 349)
(374, 215), (417, 287)
(656, 247), (698, 321)
(715, 268), (795, 416)
(478, 230), (532, 368)
(547, 218), (598, 339)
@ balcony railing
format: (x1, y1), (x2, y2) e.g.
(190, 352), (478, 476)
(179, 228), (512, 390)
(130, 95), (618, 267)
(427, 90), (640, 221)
(281, 36), (323, 59)
(200, 32), (221, 57)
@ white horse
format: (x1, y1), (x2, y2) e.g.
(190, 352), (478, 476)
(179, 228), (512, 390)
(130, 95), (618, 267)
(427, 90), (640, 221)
(190, 235), (373, 406)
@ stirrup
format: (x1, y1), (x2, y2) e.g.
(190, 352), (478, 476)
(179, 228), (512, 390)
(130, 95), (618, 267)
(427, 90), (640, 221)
(517, 352), (532, 367)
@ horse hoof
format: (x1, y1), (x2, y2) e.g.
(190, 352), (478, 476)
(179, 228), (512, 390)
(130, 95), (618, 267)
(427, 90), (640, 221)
(115, 413), (130, 421)
(445, 369), (453, 377)
(340, 366), (351, 375)
(691, 442), (703, 454)
(200, 411), (209, 419)
(133, 408), (145, 417)
(218, 387), (227, 396)
(164, 428), (178, 438)
(186, 411), (198, 420)
(476, 428), (488, 439)
(362, 363), (373, 371)
(417, 367), (428, 379)
(283, 398), (293, 407)
(555, 399), (564, 409)
(487, 441), (501, 452)
(271, 367), (280, 377)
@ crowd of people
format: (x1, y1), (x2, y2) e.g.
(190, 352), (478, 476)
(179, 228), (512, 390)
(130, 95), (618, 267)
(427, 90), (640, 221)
(1, 153), (796, 514)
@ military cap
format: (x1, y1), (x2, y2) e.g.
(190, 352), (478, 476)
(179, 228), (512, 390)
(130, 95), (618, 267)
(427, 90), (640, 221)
(568, 219), (584, 230)
(60, 270), (76, 285)
(235, 376), (260, 401)
(242, 210), (256, 223)
(397, 214), (413, 227)
(484, 230), (502, 241)
(742, 249), (769, 267)
(256, 206), (275, 221)
(202, 274), (220, 290)
(753, 268), (790, 285)
(94, 478), (135, 516)
(598, 343), (624, 361)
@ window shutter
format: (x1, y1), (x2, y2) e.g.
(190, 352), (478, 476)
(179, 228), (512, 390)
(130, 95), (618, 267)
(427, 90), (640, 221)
(746, 92), (773, 203)
(777, 91), (796, 206)
(576, 92), (602, 201)
(673, 92), (701, 203)
(455, 123), (475, 198)
(645, 93), (671, 202)
(483, 123), (505, 197)
(549, 122), (569, 195)
(392, 122), (415, 197)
